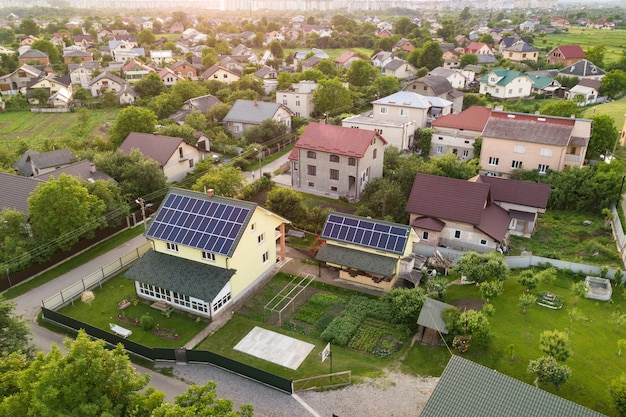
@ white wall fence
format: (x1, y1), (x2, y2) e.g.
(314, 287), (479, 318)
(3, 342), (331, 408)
(413, 242), (624, 281)
(31, 107), (71, 113)
(41, 242), (152, 310)
(609, 204), (626, 268)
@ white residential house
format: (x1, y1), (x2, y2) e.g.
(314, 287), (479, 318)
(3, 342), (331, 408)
(479, 69), (533, 100)
(150, 50), (173, 66)
(276, 80), (318, 118)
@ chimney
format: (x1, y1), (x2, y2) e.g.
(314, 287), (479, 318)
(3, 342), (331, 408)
(90, 163), (96, 173)
(207, 189), (215, 197)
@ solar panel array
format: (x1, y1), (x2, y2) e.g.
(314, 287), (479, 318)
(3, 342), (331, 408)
(147, 193), (251, 257)
(321, 213), (409, 254)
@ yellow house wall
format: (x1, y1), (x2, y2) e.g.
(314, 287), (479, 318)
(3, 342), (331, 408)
(338, 268), (395, 291)
(152, 207), (284, 301)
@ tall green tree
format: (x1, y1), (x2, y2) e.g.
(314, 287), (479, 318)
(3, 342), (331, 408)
(0, 330), (158, 416)
(191, 167), (246, 198)
(588, 114), (618, 160)
(269, 39), (284, 59)
(28, 174), (106, 251)
(539, 100), (580, 117)
(527, 356), (571, 390)
(316, 59), (338, 78)
(313, 78), (353, 116)
(355, 177), (407, 223)
(0, 209), (32, 271)
(452, 251), (509, 284)
(19, 18), (39, 36)
(586, 44), (606, 67)
(243, 119), (288, 144)
(151, 381), (253, 417)
(137, 29), (156, 46)
(600, 70), (626, 100)
(0, 296), (32, 358)
(134, 73), (165, 98)
(94, 150), (167, 201)
(30, 39), (60, 64)
(265, 188), (307, 222)
(346, 59), (378, 87)
(539, 329), (571, 362)
(384, 287), (426, 328)
(109, 106), (157, 147)
(609, 374), (626, 416)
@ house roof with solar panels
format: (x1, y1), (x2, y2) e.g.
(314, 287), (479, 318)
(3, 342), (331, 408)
(125, 187), (289, 318)
(315, 212), (419, 289)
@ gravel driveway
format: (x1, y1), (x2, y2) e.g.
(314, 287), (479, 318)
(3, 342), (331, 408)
(167, 363), (437, 417)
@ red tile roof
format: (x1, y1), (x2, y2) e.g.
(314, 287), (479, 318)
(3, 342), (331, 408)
(292, 123), (387, 158)
(472, 175), (550, 209)
(431, 106), (491, 131)
(556, 45), (586, 59)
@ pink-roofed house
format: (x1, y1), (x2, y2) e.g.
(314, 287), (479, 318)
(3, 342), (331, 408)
(464, 42), (494, 56)
(546, 45), (586, 66)
(333, 51), (367, 70)
(158, 67), (185, 87)
(289, 123), (387, 201)
(429, 106), (492, 159)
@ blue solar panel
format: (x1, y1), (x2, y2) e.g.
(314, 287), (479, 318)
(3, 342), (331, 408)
(320, 213), (410, 254)
(146, 191), (253, 257)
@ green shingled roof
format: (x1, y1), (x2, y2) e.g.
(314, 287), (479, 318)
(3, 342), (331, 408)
(315, 244), (398, 277)
(125, 249), (235, 302)
(421, 356), (606, 417)
(480, 69), (528, 86)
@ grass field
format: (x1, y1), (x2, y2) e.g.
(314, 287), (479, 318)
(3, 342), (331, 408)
(508, 210), (622, 268)
(581, 97), (626, 129)
(539, 27), (626, 65)
(0, 109), (119, 152)
(444, 271), (625, 416)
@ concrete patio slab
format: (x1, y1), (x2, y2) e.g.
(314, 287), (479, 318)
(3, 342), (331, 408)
(234, 326), (315, 370)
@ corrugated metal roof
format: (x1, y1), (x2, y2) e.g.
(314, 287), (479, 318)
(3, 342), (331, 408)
(421, 356), (606, 417)
(373, 91), (431, 109)
(222, 99), (285, 124)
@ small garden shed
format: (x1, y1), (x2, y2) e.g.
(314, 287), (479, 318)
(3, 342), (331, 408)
(416, 298), (453, 345)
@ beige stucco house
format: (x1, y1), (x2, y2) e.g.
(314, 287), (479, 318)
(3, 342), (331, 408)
(429, 106), (492, 159)
(479, 111), (592, 177)
(276, 80), (318, 118)
(119, 132), (208, 182)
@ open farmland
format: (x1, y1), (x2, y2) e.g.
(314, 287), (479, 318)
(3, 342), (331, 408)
(0, 109), (119, 151)
(539, 27), (626, 65)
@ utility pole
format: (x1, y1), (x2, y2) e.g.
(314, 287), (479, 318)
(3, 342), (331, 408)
(135, 198), (147, 231)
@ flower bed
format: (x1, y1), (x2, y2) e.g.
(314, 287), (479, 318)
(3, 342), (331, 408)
(536, 292), (564, 309)
(116, 314), (141, 327)
(117, 299), (131, 310)
(152, 327), (180, 340)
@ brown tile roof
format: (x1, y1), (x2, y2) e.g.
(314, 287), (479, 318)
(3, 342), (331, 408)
(292, 123), (387, 158)
(483, 112), (575, 146)
(431, 106), (491, 132)
(411, 216), (445, 232)
(472, 175), (550, 209)
(119, 132), (185, 166)
(0, 172), (43, 213)
(406, 174), (490, 225)
(477, 203), (511, 241)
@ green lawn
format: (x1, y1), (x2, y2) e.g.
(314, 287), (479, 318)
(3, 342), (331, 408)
(401, 270), (626, 416)
(581, 97), (626, 129)
(59, 275), (207, 348)
(0, 109), (119, 152)
(508, 210), (622, 268)
(539, 27), (626, 65)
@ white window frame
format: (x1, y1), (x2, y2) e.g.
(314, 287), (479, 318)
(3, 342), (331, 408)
(488, 157), (499, 166)
(538, 164), (549, 174)
(540, 147), (553, 157)
(514, 144), (526, 154)
(379, 106), (388, 114)
(511, 160), (523, 169)
(436, 146), (444, 154)
(262, 251), (270, 264)
(258, 233), (265, 244)
(166, 242), (179, 252)
(202, 251), (215, 262)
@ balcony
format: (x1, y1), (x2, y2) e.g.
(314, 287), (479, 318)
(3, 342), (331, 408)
(564, 153), (583, 165)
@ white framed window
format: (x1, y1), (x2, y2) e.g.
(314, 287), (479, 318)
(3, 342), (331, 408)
(202, 251), (215, 262)
(480, 239), (487, 245)
(258, 233), (265, 244)
(510, 218), (517, 229)
(400, 108), (408, 117)
(373, 149), (377, 159)
(262, 251), (270, 263)
(436, 146), (444, 154)
(454, 230), (461, 239)
(251, 223), (256, 231)
(511, 160), (523, 169)
(462, 150), (469, 158)
(379, 106), (388, 114)
(538, 164), (549, 174)
(514, 144), (526, 154)
(488, 157), (499, 166)
(166, 242), (178, 252)
(540, 147), (553, 157)
(422, 231), (429, 240)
